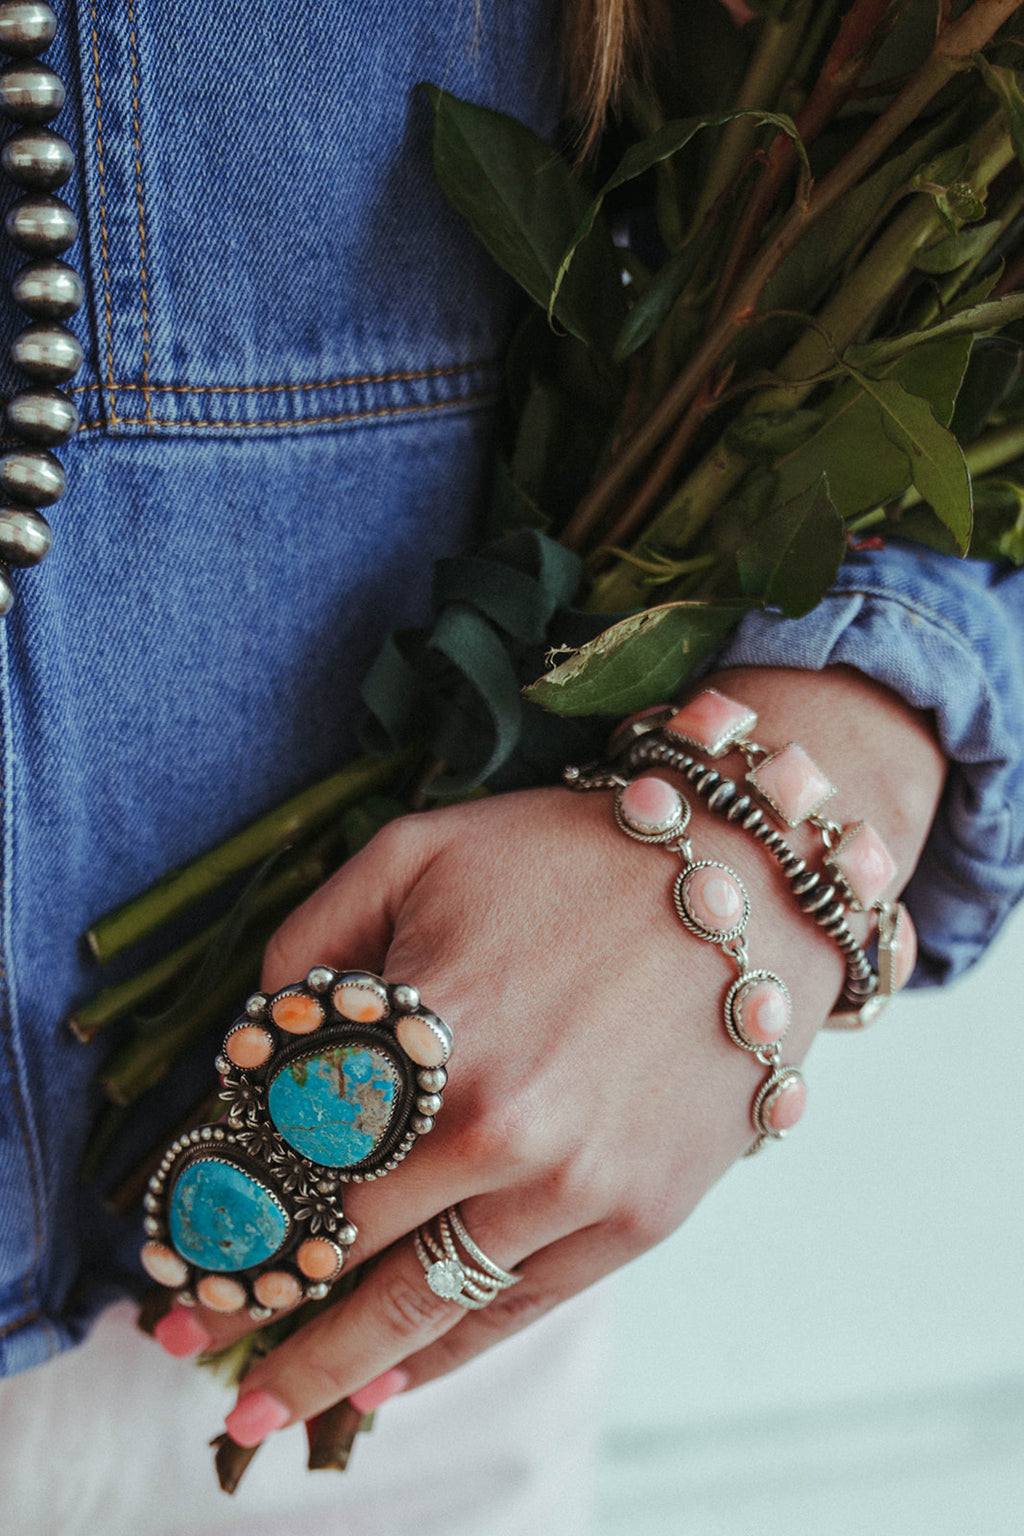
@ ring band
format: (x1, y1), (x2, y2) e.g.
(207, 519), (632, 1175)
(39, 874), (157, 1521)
(415, 1205), (521, 1310)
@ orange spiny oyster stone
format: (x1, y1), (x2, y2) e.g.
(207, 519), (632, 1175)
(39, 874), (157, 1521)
(270, 991), (324, 1034)
(196, 1274), (247, 1313)
(225, 1023), (274, 1068)
(333, 979), (388, 1023)
(253, 1270), (303, 1310)
(296, 1237), (343, 1281)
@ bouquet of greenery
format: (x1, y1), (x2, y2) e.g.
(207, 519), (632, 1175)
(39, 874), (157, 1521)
(76, 0), (1024, 1486)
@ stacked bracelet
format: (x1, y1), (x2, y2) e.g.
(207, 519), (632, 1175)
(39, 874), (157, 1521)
(565, 762), (807, 1153)
(601, 689), (918, 1029)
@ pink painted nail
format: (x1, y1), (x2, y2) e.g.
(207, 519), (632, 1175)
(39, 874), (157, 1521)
(348, 1367), (411, 1414)
(153, 1309), (212, 1359)
(224, 1389), (291, 1447)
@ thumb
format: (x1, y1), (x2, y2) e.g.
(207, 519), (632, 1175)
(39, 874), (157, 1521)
(260, 814), (438, 992)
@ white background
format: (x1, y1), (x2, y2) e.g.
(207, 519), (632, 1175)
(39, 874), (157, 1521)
(596, 901), (1024, 1535)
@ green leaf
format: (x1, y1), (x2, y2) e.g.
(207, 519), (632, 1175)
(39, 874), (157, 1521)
(844, 294), (1024, 371)
(763, 117), (957, 315)
(736, 476), (846, 617)
(914, 220), (1003, 274)
(523, 602), (750, 717)
(725, 409), (822, 462)
(968, 478), (1024, 564)
(549, 110), (808, 322)
(848, 369), (972, 552)
(952, 337), (1024, 443)
(975, 56), (1024, 171)
(424, 85), (625, 355)
(613, 242), (701, 362)
(770, 337), (972, 521)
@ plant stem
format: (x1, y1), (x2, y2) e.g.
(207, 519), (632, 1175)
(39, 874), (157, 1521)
(589, 110), (1015, 611)
(571, 0), (1020, 560)
(100, 946), (264, 1107)
(70, 842), (336, 1042)
(86, 750), (413, 964)
(710, 0), (902, 323)
(688, 0), (819, 235)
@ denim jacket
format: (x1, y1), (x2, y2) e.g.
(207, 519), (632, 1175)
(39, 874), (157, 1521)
(0, 2), (1020, 1377)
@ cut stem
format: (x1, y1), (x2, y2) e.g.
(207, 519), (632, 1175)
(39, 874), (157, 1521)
(87, 750), (413, 964)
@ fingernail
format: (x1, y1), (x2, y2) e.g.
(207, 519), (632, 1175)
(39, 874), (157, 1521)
(348, 1367), (411, 1414)
(153, 1309), (212, 1359)
(225, 1389), (291, 1447)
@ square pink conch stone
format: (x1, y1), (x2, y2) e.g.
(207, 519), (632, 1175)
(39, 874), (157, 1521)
(666, 689), (757, 758)
(827, 820), (897, 910)
(748, 742), (836, 827)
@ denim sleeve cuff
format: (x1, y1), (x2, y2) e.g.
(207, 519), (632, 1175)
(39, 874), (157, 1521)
(708, 542), (1024, 986)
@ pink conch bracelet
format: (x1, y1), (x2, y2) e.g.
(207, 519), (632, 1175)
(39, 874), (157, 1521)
(566, 762), (806, 1152)
(600, 689), (918, 1029)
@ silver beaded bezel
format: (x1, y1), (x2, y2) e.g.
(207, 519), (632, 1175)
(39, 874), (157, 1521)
(673, 860), (750, 943)
(723, 969), (792, 1053)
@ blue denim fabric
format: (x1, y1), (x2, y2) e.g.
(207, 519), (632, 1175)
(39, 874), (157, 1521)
(713, 542), (1024, 986)
(0, 2), (560, 1374)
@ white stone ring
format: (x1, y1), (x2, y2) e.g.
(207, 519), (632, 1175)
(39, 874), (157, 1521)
(414, 1205), (521, 1310)
(139, 968), (452, 1320)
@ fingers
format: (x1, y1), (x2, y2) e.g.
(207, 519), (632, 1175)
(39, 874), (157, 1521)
(219, 1190), (611, 1445)
(260, 814), (440, 990)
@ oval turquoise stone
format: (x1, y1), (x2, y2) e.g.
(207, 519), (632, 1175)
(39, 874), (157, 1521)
(169, 1159), (288, 1273)
(267, 1043), (400, 1167)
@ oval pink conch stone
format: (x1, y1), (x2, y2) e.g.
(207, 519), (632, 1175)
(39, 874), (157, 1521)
(735, 979), (790, 1044)
(620, 776), (681, 833)
(684, 863), (745, 931)
(764, 1074), (807, 1133)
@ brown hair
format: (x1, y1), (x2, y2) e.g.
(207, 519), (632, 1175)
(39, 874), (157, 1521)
(563, 0), (658, 155)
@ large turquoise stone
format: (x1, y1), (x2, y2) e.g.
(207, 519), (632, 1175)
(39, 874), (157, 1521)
(169, 1159), (288, 1273)
(267, 1043), (400, 1167)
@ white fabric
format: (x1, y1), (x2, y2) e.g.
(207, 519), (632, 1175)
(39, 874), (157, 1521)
(0, 1294), (607, 1536)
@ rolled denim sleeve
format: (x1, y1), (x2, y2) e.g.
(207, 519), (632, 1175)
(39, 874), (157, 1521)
(710, 542), (1024, 986)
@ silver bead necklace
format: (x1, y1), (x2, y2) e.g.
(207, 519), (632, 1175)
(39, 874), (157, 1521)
(0, 1), (81, 614)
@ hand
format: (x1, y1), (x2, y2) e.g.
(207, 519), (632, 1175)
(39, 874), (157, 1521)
(154, 666), (945, 1447)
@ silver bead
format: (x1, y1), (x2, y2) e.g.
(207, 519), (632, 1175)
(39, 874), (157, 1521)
(0, 60), (64, 124)
(0, 447), (64, 504)
(5, 194), (76, 254)
(306, 966), (334, 993)
(0, 564), (13, 618)
(0, 4), (57, 56)
(410, 1113), (435, 1135)
(7, 387), (78, 444)
(336, 1221), (358, 1246)
(0, 505), (51, 565)
(417, 1067), (447, 1092)
(1, 128), (72, 190)
(391, 983), (420, 1013)
(245, 992), (268, 1018)
(12, 258), (82, 319)
(10, 321), (82, 384)
(306, 1282), (329, 1300)
(415, 1092), (442, 1115)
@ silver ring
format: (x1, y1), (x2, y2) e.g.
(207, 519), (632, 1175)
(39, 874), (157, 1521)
(414, 1205), (521, 1310)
